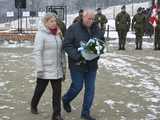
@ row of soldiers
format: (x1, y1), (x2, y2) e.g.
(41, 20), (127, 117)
(116, 5), (160, 50)
(72, 6), (160, 50)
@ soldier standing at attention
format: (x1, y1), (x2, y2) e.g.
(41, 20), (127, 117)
(73, 9), (84, 24)
(95, 8), (108, 34)
(154, 10), (160, 50)
(132, 7), (146, 50)
(48, 9), (66, 37)
(115, 5), (131, 50)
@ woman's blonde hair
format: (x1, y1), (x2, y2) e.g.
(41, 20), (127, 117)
(42, 12), (57, 24)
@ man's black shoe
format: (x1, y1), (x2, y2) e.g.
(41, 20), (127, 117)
(81, 114), (96, 120)
(62, 98), (71, 113)
(51, 114), (64, 120)
(122, 47), (125, 50)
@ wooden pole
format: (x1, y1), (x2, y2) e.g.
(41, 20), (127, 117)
(105, 25), (109, 52)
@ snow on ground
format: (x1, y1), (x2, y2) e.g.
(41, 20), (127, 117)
(0, 1), (159, 120)
(97, 40), (160, 120)
(0, 38), (160, 120)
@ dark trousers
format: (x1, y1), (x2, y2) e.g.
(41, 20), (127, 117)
(118, 30), (127, 49)
(155, 30), (160, 49)
(31, 78), (62, 116)
(135, 28), (143, 49)
(135, 35), (143, 49)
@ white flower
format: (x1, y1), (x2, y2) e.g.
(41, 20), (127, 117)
(78, 38), (105, 61)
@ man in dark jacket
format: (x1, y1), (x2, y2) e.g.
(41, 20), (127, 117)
(115, 5), (131, 50)
(62, 10), (104, 120)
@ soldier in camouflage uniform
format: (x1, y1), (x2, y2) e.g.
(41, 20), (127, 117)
(57, 19), (66, 37)
(154, 11), (160, 50)
(115, 5), (131, 50)
(73, 9), (84, 24)
(132, 7), (146, 50)
(95, 8), (108, 34)
(48, 9), (66, 37)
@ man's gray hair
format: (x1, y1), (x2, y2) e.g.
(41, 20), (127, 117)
(83, 10), (95, 17)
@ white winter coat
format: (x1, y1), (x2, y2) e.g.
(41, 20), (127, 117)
(33, 23), (66, 80)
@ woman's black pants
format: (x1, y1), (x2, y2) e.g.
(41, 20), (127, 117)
(31, 78), (62, 116)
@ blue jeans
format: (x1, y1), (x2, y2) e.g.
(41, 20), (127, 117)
(63, 69), (97, 115)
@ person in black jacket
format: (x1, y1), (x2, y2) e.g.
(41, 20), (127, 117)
(62, 10), (104, 120)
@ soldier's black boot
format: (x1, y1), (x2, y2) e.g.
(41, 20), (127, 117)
(51, 114), (63, 120)
(135, 43), (138, 50)
(139, 40), (142, 50)
(154, 48), (158, 50)
(154, 43), (158, 50)
(135, 39), (138, 49)
(122, 44), (125, 50)
(154, 46), (158, 50)
(158, 44), (160, 50)
(139, 45), (142, 50)
(137, 41), (140, 50)
(118, 44), (122, 50)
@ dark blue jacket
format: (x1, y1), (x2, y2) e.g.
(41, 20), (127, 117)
(63, 22), (104, 71)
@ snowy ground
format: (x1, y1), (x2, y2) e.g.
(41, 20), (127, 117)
(0, 39), (160, 120)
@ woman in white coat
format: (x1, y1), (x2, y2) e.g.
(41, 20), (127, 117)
(31, 13), (66, 120)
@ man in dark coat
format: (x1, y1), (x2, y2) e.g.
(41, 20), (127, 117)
(115, 5), (131, 50)
(62, 10), (104, 120)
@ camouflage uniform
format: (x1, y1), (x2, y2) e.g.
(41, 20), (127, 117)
(46, 10), (66, 37)
(155, 12), (160, 50)
(95, 13), (108, 33)
(73, 9), (83, 24)
(132, 8), (146, 50)
(115, 9), (130, 50)
(57, 18), (66, 37)
(73, 16), (82, 23)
